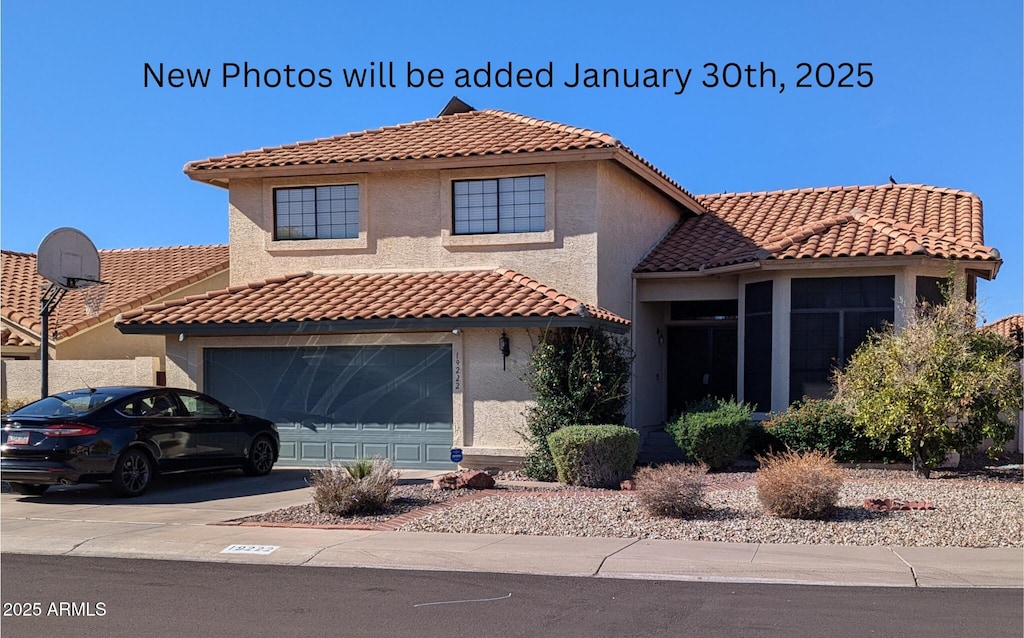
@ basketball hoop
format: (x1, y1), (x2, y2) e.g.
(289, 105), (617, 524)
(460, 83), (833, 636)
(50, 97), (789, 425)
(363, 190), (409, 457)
(81, 282), (111, 318)
(35, 227), (102, 397)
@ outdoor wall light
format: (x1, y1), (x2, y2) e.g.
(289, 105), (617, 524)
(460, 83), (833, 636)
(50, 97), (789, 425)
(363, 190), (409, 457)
(499, 331), (510, 369)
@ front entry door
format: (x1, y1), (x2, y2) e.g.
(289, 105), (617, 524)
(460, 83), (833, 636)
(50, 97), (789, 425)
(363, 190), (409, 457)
(666, 325), (738, 417)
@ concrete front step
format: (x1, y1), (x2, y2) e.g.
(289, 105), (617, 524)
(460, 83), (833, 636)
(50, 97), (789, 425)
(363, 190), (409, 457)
(637, 428), (687, 464)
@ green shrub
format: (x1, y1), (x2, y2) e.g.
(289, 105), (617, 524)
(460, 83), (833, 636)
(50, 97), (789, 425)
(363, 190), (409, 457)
(666, 398), (752, 470)
(764, 398), (897, 462)
(745, 421), (783, 457)
(834, 283), (1022, 477)
(547, 425), (638, 488)
(308, 457), (399, 516)
(633, 463), (708, 517)
(521, 328), (633, 480)
(756, 450), (843, 519)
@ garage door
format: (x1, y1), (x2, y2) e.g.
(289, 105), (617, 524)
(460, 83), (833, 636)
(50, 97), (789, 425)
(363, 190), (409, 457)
(204, 345), (454, 469)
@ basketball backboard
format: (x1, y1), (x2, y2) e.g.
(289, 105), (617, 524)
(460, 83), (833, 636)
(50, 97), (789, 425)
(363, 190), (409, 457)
(37, 227), (101, 289)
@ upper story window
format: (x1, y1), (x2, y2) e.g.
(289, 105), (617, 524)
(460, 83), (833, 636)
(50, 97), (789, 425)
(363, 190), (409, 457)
(453, 175), (545, 235)
(274, 185), (359, 240)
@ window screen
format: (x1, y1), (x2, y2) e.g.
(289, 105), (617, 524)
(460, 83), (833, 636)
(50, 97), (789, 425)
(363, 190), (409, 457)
(275, 185), (359, 240)
(743, 281), (773, 412)
(453, 176), (545, 234)
(789, 276), (894, 403)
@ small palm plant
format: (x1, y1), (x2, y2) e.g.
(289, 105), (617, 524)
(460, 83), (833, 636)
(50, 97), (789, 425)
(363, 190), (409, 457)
(344, 459), (375, 481)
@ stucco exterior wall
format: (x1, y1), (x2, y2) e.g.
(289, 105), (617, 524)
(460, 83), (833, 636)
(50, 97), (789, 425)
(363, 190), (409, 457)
(1, 357), (161, 402)
(225, 163), (601, 304)
(459, 327), (533, 453)
(630, 297), (668, 428)
(596, 162), (684, 318)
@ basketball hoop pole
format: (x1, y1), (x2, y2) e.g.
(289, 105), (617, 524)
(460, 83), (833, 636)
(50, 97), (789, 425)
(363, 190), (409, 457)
(40, 283), (66, 398)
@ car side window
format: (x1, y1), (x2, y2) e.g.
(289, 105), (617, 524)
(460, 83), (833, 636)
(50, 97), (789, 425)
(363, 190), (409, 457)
(178, 393), (226, 419)
(120, 394), (179, 418)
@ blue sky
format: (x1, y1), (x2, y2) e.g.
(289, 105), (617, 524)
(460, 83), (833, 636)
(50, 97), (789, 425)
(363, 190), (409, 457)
(2, 1), (1021, 322)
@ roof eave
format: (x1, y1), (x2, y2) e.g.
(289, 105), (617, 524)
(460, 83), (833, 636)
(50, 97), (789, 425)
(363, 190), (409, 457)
(612, 149), (705, 214)
(116, 315), (631, 337)
(184, 148), (621, 185)
(633, 254), (1002, 278)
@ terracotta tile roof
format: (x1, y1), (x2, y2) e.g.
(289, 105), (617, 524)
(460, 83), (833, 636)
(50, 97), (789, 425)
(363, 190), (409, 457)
(636, 184), (999, 273)
(184, 108), (702, 210)
(981, 314), (1023, 342)
(1, 245), (228, 340)
(117, 269), (629, 330)
(1, 327), (38, 348)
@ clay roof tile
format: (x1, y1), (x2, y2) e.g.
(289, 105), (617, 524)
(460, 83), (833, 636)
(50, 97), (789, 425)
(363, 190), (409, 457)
(636, 184), (998, 273)
(2, 245), (229, 341)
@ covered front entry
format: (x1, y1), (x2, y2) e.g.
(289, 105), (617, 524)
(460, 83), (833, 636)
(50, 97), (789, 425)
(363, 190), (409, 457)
(204, 344), (455, 469)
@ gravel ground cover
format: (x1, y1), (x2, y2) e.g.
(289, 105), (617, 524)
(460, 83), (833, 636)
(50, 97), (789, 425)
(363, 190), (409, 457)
(235, 466), (1023, 547)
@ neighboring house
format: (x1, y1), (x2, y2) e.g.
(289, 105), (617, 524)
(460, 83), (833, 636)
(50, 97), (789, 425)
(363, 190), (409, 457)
(2, 246), (229, 397)
(982, 313), (1024, 452)
(982, 314), (1024, 350)
(116, 100), (1003, 470)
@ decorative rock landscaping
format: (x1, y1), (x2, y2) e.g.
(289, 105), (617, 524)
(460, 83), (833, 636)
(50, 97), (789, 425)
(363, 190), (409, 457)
(235, 468), (1023, 548)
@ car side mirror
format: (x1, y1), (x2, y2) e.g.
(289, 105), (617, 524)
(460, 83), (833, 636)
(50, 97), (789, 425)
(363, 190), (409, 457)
(228, 408), (238, 418)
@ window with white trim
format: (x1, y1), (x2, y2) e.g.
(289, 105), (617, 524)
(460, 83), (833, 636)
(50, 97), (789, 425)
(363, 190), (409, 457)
(453, 175), (545, 234)
(274, 185), (359, 240)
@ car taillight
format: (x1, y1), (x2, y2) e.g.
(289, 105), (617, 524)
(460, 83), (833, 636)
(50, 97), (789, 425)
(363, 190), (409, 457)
(43, 423), (100, 437)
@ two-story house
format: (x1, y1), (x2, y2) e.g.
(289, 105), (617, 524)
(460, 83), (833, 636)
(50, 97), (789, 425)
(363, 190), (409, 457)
(116, 100), (1002, 470)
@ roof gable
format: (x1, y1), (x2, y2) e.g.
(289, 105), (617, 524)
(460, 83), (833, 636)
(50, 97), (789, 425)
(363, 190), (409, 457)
(1, 245), (229, 340)
(636, 183), (999, 274)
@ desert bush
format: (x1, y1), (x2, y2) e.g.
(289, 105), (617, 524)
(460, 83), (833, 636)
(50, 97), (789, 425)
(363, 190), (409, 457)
(764, 398), (898, 462)
(547, 424), (638, 488)
(667, 398), (752, 470)
(308, 457), (399, 516)
(756, 450), (843, 519)
(521, 327), (633, 481)
(1, 398), (31, 414)
(633, 463), (708, 517)
(834, 282), (1022, 476)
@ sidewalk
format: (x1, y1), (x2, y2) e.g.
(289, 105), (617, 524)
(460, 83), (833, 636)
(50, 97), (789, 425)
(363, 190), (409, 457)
(1, 470), (1020, 588)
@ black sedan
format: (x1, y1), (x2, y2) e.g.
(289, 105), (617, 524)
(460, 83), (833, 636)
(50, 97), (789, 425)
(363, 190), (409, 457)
(1, 386), (279, 497)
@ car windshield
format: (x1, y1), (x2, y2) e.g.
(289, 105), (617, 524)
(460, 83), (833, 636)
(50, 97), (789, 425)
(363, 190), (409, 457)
(10, 391), (120, 417)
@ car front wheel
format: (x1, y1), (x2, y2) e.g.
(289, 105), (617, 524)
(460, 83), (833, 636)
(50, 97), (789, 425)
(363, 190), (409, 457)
(9, 483), (49, 496)
(243, 436), (276, 476)
(111, 449), (153, 497)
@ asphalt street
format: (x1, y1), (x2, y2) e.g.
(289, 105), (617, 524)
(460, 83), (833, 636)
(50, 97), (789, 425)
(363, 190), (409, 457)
(2, 554), (1021, 638)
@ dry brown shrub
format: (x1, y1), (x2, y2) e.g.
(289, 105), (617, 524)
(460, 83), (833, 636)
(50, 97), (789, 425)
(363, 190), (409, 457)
(633, 463), (708, 517)
(756, 450), (843, 519)
(309, 457), (399, 516)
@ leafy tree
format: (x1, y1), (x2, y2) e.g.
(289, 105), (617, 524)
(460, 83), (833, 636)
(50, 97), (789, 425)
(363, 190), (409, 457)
(833, 287), (1022, 477)
(520, 327), (633, 480)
